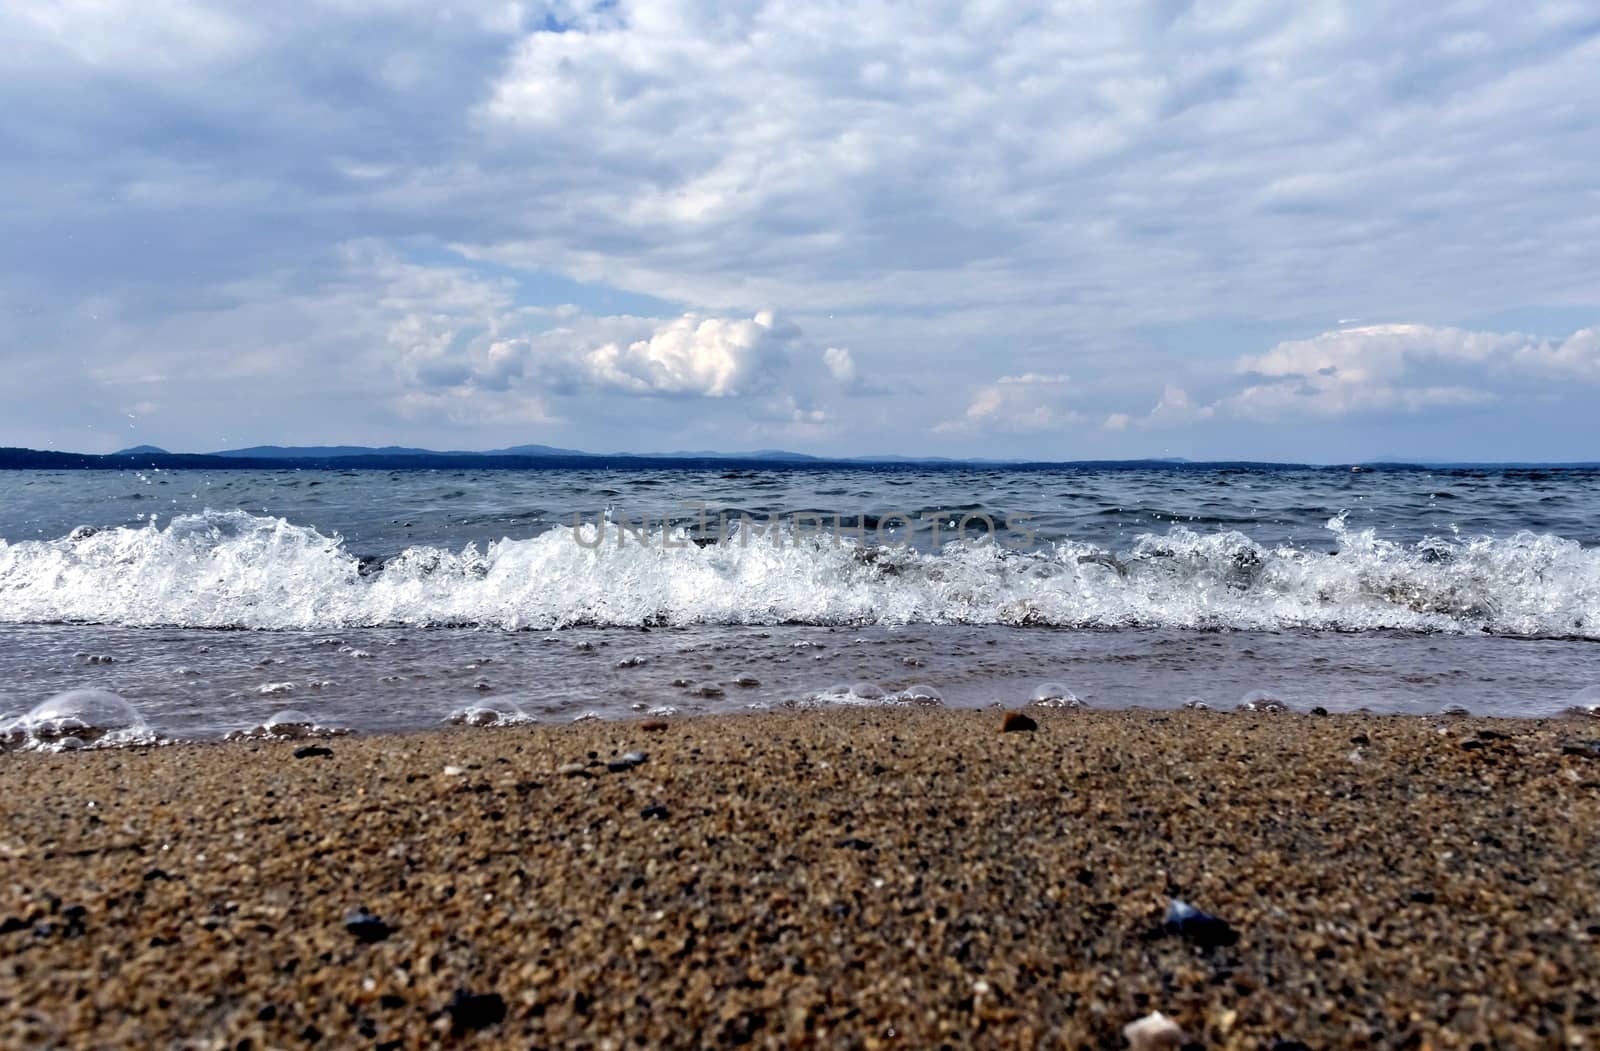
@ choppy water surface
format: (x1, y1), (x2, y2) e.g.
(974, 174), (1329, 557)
(2, 464), (1597, 741)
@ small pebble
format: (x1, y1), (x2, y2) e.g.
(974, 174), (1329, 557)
(292, 745), (333, 759)
(1122, 1010), (1187, 1050)
(343, 909), (393, 944)
(1164, 898), (1239, 948)
(607, 751), (647, 773)
(445, 990), (506, 1034)
(640, 719), (670, 732)
(641, 804), (669, 820)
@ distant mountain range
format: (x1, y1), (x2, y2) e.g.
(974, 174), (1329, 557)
(0, 442), (1257, 471)
(211, 443), (591, 459)
(138, 443), (996, 464)
(0, 443), (1594, 471)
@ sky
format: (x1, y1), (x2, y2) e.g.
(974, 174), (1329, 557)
(2, 1), (1598, 462)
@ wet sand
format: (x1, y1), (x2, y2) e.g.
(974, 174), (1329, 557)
(2, 709), (1598, 1049)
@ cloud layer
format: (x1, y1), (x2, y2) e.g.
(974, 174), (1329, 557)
(1, 1), (1598, 458)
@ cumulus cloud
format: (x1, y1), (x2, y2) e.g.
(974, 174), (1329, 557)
(822, 347), (857, 385)
(1113, 385), (1217, 429)
(583, 311), (792, 397)
(1219, 323), (1600, 419)
(937, 373), (1081, 434)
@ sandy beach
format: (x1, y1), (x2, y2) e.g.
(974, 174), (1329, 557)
(3, 708), (1597, 1049)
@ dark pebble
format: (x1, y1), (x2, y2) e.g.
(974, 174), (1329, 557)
(1310, 706), (1329, 717)
(641, 804), (669, 820)
(1561, 741), (1600, 758)
(607, 752), (647, 773)
(1476, 729), (1511, 741)
(1001, 712), (1038, 733)
(1164, 898), (1239, 949)
(293, 745), (334, 759)
(836, 837), (875, 851)
(344, 909), (394, 944)
(1409, 890), (1436, 904)
(446, 990), (506, 1034)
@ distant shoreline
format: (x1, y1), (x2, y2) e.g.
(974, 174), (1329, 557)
(4, 446), (1599, 472)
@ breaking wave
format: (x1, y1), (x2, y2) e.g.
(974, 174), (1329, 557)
(0, 510), (1596, 636)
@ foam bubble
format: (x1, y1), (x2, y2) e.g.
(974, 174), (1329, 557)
(798, 682), (929, 708)
(1564, 684), (1600, 718)
(224, 709), (348, 741)
(448, 701), (533, 727)
(1237, 689), (1290, 713)
(894, 683), (944, 706)
(1030, 682), (1084, 708)
(2, 689), (153, 751)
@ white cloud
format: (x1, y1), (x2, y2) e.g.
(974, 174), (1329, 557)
(581, 311), (791, 397)
(937, 373), (1081, 434)
(462, 1), (1600, 326)
(1218, 323), (1600, 420)
(822, 346), (857, 385)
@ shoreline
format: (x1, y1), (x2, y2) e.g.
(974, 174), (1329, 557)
(4, 708), (1597, 1047)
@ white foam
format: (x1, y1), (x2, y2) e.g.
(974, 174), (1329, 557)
(447, 701), (534, 727)
(2, 510), (1598, 636)
(223, 708), (349, 740)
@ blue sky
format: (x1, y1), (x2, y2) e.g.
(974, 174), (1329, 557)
(2, 1), (1597, 461)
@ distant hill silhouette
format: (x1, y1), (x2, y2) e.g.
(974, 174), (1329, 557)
(5, 443), (1592, 472)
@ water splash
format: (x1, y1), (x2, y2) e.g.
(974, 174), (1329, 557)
(0, 510), (1596, 636)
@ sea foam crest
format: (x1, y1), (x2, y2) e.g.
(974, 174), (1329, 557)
(0, 509), (1597, 636)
